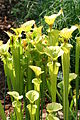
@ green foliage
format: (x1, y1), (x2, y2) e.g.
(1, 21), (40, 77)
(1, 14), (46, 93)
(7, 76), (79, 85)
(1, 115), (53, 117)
(11, 0), (41, 24)
(11, 0), (80, 26)
(11, 0), (80, 72)
(0, 101), (6, 120)
(0, 7), (80, 119)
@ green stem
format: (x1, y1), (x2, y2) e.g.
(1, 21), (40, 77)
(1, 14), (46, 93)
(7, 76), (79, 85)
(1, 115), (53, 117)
(4, 59), (12, 91)
(48, 29), (59, 46)
(41, 64), (46, 119)
(75, 38), (80, 116)
(31, 104), (32, 120)
(30, 104), (35, 120)
(62, 47), (70, 120)
(0, 100), (6, 120)
(57, 90), (62, 102)
(45, 92), (51, 102)
(51, 72), (57, 102)
(35, 91), (40, 120)
(27, 59), (33, 91)
(48, 61), (60, 102)
(12, 46), (20, 93)
(4, 76), (7, 111)
(55, 91), (76, 120)
(16, 107), (22, 120)
(23, 89), (29, 120)
(69, 108), (76, 120)
(33, 78), (41, 120)
(31, 115), (35, 120)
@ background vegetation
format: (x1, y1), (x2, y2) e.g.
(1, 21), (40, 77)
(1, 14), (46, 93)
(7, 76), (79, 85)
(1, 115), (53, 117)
(11, 0), (80, 26)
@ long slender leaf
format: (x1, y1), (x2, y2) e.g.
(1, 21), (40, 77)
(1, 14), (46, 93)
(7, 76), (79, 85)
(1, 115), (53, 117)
(0, 100), (6, 120)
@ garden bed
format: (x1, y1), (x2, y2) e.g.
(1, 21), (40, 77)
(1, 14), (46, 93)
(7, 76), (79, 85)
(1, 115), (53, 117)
(0, 6), (80, 120)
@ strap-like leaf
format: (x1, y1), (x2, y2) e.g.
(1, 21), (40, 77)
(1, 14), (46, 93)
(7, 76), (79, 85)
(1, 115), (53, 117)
(0, 100), (6, 120)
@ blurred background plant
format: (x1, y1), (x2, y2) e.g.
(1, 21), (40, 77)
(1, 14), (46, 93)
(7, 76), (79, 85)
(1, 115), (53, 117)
(11, 0), (80, 27)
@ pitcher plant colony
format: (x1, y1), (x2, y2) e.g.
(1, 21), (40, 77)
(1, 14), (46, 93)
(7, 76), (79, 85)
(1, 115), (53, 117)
(0, 8), (80, 120)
